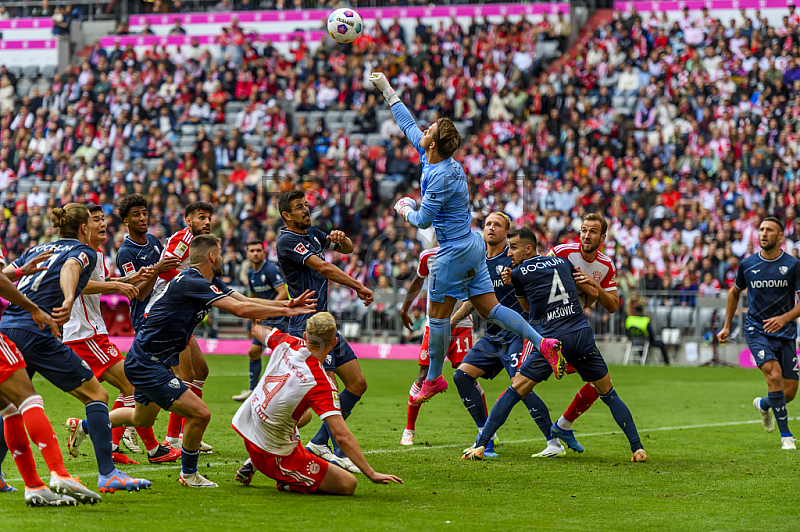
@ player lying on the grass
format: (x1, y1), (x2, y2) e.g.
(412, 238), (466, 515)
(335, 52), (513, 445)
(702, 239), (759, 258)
(232, 240), (288, 402)
(276, 190), (373, 474)
(0, 252), (102, 507)
(370, 71), (563, 404)
(449, 213), (564, 458)
(718, 217), (800, 450)
(398, 246), (476, 446)
(83, 234), (317, 488)
(0, 204), (151, 493)
(232, 312), (403, 495)
(463, 228), (647, 462)
(63, 204), (180, 466)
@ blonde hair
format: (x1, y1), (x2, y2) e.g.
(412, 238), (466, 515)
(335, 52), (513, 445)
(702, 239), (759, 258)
(435, 117), (462, 159)
(51, 203), (90, 239)
(189, 234), (221, 265)
(305, 312), (337, 348)
(487, 211), (512, 230)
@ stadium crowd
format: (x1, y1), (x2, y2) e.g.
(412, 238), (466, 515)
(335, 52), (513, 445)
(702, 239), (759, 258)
(2, 4), (800, 333)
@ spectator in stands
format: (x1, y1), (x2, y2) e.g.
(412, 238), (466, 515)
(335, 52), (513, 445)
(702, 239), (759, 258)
(169, 19), (187, 35)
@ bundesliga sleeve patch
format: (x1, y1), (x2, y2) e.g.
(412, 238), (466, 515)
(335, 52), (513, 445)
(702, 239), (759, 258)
(78, 252), (90, 268)
(294, 243), (308, 255)
(176, 242), (189, 254)
(210, 285), (223, 295)
(332, 391), (340, 409)
(122, 262), (135, 275)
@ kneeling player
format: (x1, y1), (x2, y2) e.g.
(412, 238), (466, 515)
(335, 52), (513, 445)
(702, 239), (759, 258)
(232, 312), (402, 494)
(463, 229), (646, 462)
(399, 246), (475, 446)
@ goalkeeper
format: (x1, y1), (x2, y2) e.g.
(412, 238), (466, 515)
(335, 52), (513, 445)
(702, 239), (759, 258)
(369, 72), (565, 404)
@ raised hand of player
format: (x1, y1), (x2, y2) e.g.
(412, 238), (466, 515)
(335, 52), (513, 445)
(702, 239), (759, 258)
(367, 471), (403, 485)
(51, 298), (74, 326)
(716, 326), (729, 344)
(501, 267), (513, 285)
(763, 316), (787, 334)
(19, 249), (53, 277)
(573, 272), (600, 298)
(394, 197), (416, 221)
(357, 286), (374, 306)
(155, 255), (182, 274)
(115, 282), (140, 300)
(289, 289), (318, 309)
(31, 307), (60, 338)
(368, 72), (400, 105)
(400, 309), (414, 331)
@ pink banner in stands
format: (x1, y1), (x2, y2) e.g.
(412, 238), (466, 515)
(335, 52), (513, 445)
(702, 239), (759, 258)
(0, 18), (54, 30)
(0, 39), (56, 50)
(99, 31), (326, 48)
(129, 2), (569, 27)
(615, 0), (789, 12)
(108, 336), (421, 360)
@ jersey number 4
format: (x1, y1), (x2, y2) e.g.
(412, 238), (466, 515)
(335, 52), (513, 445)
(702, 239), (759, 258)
(548, 270), (570, 305)
(259, 373), (291, 410)
(17, 253), (62, 292)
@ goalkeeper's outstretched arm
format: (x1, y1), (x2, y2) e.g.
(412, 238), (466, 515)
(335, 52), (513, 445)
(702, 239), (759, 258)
(369, 72), (424, 155)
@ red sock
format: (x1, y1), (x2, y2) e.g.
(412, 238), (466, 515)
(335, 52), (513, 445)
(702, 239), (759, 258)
(111, 393), (125, 446)
(18, 396), (70, 478)
(167, 412), (184, 439)
(406, 383), (421, 431)
(475, 382), (487, 418)
(136, 427), (159, 452)
(563, 383), (600, 423)
(1, 405), (45, 488)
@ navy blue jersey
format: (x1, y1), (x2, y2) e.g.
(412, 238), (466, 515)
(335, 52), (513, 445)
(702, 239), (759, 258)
(735, 251), (800, 339)
(248, 261), (285, 300)
(116, 234), (163, 330)
(510, 255), (587, 337)
(485, 247), (526, 341)
(130, 268), (233, 367)
(276, 227), (339, 331)
(3, 239), (96, 335)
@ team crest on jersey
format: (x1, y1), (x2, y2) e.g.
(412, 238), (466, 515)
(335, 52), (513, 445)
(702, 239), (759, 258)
(294, 243), (308, 255)
(261, 274), (266, 282)
(780, 266), (788, 275)
(169, 378), (181, 389)
(593, 271), (603, 282)
(325, 353), (332, 366)
(210, 285), (223, 295)
(496, 265), (505, 275)
(307, 462), (321, 475)
(177, 242), (189, 254)
(78, 252), (90, 268)
(122, 262), (135, 275)
(419, 350), (428, 361)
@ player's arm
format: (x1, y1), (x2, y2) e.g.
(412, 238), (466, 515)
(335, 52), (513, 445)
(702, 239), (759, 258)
(327, 230), (353, 254)
(510, 268), (530, 313)
(52, 259), (82, 326)
(400, 274), (425, 330)
(451, 300), (474, 329)
(305, 255), (374, 306)
(109, 266), (154, 286)
(573, 271), (618, 313)
(324, 414), (403, 485)
(3, 250), (53, 282)
(400, 172), (445, 229)
(718, 285), (742, 343)
(82, 279), (140, 299)
(212, 292), (316, 319)
(368, 72), (424, 155)
(228, 289), (317, 309)
(0, 270), (60, 337)
(763, 296), (800, 334)
(272, 283), (288, 301)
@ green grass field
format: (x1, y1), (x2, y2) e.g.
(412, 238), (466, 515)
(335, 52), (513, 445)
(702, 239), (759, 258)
(2, 357), (798, 531)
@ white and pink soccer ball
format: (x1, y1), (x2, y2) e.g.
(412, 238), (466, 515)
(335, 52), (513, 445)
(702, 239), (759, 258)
(327, 8), (363, 44)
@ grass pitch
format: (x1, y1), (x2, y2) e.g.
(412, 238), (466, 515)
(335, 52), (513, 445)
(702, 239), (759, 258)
(2, 357), (798, 531)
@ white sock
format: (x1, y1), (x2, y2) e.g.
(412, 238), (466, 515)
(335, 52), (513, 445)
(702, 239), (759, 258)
(147, 446), (159, 457)
(557, 415), (573, 431)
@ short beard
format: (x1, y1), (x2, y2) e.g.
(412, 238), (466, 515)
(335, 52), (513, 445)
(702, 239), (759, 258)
(760, 240), (777, 252)
(582, 241), (600, 255)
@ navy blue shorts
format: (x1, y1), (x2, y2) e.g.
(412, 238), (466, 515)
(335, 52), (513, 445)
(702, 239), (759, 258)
(0, 328), (93, 392)
(124, 353), (190, 410)
(462, 335), (523, 380)
(746, 333), (799, 380)
(291, 329), (356, 372)
(519, 327), (608, 383)
(251, 320), (287, 349)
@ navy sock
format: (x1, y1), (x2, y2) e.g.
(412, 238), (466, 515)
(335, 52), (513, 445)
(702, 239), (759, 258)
(487, 304), (543, 349)
(426, 318), (450, 380)
(331, 390), (361, 457)
(181, 447), (200, 475)
(85, 401), (115, 476)
(599, 388), (642, 452)
(477, 386), (522, 448)
(453, 369), (488, 427)
(0, 420), (7, 475)
(768, 391), (792, 437)
(760, 397), (772, 411)
(522, 391), (555, 441)
(249, 359), (262, 391)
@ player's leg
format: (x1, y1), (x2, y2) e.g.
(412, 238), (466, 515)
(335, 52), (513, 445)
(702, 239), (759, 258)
(186, 338), (212, 452)
(591, 370), (646, 461)
(556, 383), (601, 434)
(402, 364), (427, 446)
(754, 341), (795, 447)
(166, 343), (194, 447)
(234, 337), (263, 402)
(0, 419), (10, 493)
(425, 296), (458, 381)
(167, 389), (216, 486)
(317, 458), (357, 495)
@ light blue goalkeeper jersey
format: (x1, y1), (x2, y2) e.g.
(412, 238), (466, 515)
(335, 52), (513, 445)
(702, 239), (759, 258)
(391, 103), (472, 243)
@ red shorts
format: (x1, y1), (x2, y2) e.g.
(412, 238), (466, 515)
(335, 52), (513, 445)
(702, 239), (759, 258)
(0, 332), (26, 385)
(65, 335), (124, 381)
(244, 439), (329, 494)
(419, 326), (473, 368)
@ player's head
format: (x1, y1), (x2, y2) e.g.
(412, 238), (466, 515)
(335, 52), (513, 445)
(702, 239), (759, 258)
(304, 311), (338, 359)
(484, 212), (511, 246)
(507, 227), (537, 266)
(185, 201), (214, 236)
(759, 217), (784, 252)
(580, 213), (608, 255)
(86, 203), (105, 248)
(118, 194), (149, 237)
(279, 190), (311, 231)
(189, 234), (223, 275)
(246, 240), (265, 266)
(52, 203), (91, 244)
(420, 117), (462, 160)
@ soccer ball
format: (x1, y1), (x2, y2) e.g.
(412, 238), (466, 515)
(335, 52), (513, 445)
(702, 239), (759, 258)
(327, 8), (363, 44)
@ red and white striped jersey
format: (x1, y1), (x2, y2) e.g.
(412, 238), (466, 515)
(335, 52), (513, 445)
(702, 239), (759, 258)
(231, 329), (340, 456)
(63, 248), (110, 342)
(547, 242), (617, 308)
(416, 247), (474, 329)
(0, 247), (5, 266)
(144, 227), (193, 315)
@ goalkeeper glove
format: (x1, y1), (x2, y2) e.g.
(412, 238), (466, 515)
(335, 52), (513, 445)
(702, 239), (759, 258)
(369, 72), (400, 106)
(394, 197), (416, 221)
